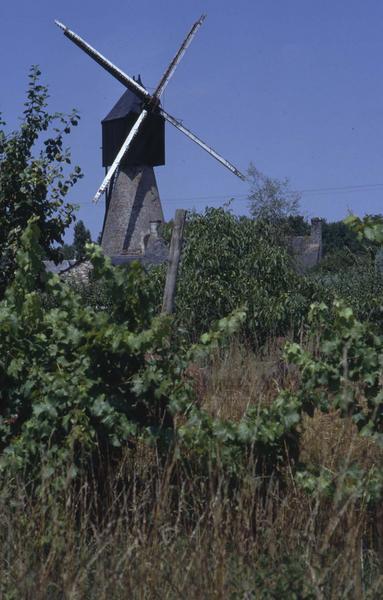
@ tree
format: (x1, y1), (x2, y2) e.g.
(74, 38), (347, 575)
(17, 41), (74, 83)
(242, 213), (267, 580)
(175, 208), (308, 344)
(61, 243), (75, 260)
(73, 219), (92, 260)
(285, 215), (311, 236)
(247, 163), (300, 225)
(322, 219), (367, 257)
(0, 66), (82, 297)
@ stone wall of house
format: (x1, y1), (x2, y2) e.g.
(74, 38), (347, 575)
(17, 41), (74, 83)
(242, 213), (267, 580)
(44, 221), (169, 281)
(290, 218), (323, 272)
(44, 259), (93, 283)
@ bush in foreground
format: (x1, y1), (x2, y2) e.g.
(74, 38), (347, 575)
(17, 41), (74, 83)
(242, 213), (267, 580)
(0, 66), (81, 298)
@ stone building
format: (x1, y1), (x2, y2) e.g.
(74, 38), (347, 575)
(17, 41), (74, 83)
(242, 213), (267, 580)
(44, 219), (168, 282)
(289, 218), (323, 272)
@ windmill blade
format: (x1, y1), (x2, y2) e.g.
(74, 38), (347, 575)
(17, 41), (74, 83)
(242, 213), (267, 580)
(93, 109), (148, 203)
(160, 109), (246, 181)
(153, 14), (206, 100)
(55, 20), (150, 102)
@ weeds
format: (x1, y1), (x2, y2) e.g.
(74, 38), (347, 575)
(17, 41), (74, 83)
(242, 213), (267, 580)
(1, 343), (383, 598)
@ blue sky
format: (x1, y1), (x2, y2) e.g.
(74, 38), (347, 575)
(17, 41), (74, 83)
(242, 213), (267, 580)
(2, 1), (383, 239)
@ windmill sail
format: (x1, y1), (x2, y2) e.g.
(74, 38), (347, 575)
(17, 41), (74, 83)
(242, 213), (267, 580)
(54, 21), (149, 102)
(55, 18), (246, 184)
(153, 15), (206, 100)
(160, 109), (246, 180)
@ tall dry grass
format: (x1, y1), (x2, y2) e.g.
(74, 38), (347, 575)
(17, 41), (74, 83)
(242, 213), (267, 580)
(1, 342), (383, 599)
(201, 337), (298, 420)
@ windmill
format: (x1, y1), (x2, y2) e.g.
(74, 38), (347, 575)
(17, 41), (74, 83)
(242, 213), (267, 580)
(55, 15), (245, 260)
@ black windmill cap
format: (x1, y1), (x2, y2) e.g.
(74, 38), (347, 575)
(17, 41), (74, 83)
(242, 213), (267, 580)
(102, 75), (146, 122)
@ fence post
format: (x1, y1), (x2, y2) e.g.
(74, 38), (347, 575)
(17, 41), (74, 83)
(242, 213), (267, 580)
(162, 209), (186, 314)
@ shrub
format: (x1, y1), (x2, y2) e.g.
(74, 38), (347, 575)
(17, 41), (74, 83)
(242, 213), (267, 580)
(0, 66), (82, 297)
(310, 258), (383, 326)
(0, 220), (249, 482)
(0, 221), (175, 478)
(175, 208), (308, 344)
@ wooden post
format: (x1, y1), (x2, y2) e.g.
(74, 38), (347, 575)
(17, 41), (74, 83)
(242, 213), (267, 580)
(162, 209), (186, 314)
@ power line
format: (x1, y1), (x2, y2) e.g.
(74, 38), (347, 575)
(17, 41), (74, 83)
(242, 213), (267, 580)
(161, 182), (383, 202)
(296, 183), (383, 193)
(72, 181), (383, 205)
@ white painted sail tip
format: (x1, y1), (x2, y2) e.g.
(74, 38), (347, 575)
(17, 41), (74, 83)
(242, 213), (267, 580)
(199, 14), (207, 24)
(54, 20), (67, 31)
(93, 191), (102, 204)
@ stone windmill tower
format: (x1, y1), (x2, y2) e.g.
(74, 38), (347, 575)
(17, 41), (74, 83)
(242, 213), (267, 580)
(101, 83), (165, 257)
(55, 16), (245, 262)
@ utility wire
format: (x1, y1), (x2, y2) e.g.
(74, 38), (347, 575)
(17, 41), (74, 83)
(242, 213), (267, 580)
(73, 182), (383, 205)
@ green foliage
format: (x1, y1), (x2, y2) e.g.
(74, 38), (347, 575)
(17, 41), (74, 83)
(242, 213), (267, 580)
(73, 219), (92, 260)
(0, 66), (82, 297)
(61, 243), (75, 260)
(296, 463), (383, 504)
(284, 214), (311, 236)
(345, 213), (383, 244)
(178, 388), (301, 474)
(309, 218), (375, 283)
(175, 207), (308, 344)
(247, 162), (301, 223)
(310, 258), (383, 325)
(255, 299), (383, 504)
(234, 554), (316, 599)
(310, 215), (383, 325)
(285, 301), (383, 441)
(0, 221), (169, 475)
(60, 219), (93, 262)
(312, 246), (359, 273)
(0, 220), (249, 480)
(0, 216), (307, 482)
(322, 219), (367, 257)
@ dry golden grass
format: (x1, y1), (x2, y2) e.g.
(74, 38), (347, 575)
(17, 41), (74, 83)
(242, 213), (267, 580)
(300, 409), (383, 473)
(0, 449), (382, 599)
(1, 341), (383, 598)
(201, 338), (299, 421)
